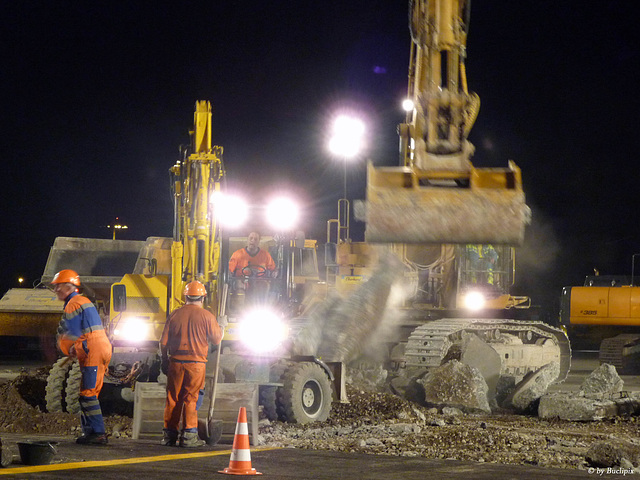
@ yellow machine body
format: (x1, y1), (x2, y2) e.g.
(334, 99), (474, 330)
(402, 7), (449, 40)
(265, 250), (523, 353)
(105, 102), (225, 347)
(327, 239), (529, 314)
(562, 285), (640, 327)
(223, 236), (325, 342)
(560, 275), (640, 372)
(109, 274), (169, 345)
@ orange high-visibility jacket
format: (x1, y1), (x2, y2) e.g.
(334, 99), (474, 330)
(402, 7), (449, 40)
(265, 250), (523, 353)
(228, 247), (275, 276)
(160, 304), (222, 362)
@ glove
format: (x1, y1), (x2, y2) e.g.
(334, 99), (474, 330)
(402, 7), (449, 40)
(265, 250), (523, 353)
(218, 315), (228, 330)
(161, 357), (169, 376)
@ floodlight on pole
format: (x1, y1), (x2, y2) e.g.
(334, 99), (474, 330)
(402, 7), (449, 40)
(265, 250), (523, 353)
(328, 114), (365, 242)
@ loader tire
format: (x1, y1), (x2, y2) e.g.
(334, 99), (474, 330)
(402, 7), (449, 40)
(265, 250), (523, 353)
(259, 386), (279, 421)
(45, 357), (73, 413)
(64, 361), (82, 414)
(277, 362), (332, 424)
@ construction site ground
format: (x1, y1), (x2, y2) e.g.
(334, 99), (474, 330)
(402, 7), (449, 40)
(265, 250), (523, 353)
(0, 433), (608, 479)
(0, 352), (638, 479)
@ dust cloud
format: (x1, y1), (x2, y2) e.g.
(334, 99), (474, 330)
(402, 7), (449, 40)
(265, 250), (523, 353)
(291, 250), (407, 363)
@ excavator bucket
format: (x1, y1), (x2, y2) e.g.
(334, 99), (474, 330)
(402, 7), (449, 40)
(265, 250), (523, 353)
(362, 161), (531, 245)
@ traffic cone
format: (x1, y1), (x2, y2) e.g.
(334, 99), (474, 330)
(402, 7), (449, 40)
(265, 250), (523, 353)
(218, 407), (262, 475)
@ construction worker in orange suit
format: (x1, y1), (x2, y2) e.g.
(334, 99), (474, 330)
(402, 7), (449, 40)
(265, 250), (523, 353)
(52, 269), (112, 445)
(229, 231), (277, 278)
(160, 280), (223, 447)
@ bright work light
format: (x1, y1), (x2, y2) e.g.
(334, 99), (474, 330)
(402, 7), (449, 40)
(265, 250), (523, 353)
(211, 192), (249, 228)
(237, 308), (288, 353)
(266, 197), (300, 231)
(463, 291), (486, 311)
(113, 316), (150, 342)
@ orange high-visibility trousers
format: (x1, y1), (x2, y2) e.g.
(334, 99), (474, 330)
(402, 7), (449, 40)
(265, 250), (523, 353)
(164, 361), (206, 431)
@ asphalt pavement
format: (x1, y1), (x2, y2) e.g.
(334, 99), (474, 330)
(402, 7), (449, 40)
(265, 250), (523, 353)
(0, 432), (625, 479)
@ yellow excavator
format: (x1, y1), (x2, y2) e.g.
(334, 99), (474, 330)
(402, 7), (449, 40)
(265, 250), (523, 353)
(44, 101), (227, 414)
(343, 0), (571, 388)
(560, 262), (640, 374)
(362, 0), (530, 246)
(44, 102), (346, 428)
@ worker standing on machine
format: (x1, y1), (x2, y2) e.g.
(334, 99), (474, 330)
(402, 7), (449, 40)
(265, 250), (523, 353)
(51, 269), (112, 445)
(229, 230), (277, 277)
(160, 281), (223, 447)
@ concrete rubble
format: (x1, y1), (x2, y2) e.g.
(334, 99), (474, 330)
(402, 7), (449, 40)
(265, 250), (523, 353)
(586, 440), (640, 469)
(384, 357), (640, 423)
(580, 363), (624, 397)
(417, 360), (491, 414)
(539, 363), (640, 421)
(505, 362), (560, 413)
(1, 364), (640, 472)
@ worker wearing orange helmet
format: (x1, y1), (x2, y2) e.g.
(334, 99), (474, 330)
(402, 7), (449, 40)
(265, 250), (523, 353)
(160, 280), (223, 447)
(51, 269), (112, 445)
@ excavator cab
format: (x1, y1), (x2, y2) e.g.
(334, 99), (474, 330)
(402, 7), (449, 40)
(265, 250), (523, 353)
(225, 236), (279, 313)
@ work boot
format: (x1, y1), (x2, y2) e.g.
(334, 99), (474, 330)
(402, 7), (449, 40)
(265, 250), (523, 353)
(76, 432), (108, 445)
(161, 429), (179, 447)
(179, 431), (205, 448)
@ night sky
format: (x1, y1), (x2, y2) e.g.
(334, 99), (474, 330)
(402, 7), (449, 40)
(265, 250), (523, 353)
(2, 1), (639, 318)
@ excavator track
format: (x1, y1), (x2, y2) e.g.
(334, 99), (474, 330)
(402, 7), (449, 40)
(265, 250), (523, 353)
(599, 334), (640, 374)
(404, 318), (571, 382)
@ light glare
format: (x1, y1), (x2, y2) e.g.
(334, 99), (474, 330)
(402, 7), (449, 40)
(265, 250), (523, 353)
(238, 309), (288, 353)
(114, 317), (150, 342)
(266, 197), (300, 231)
(211, 192), (249, 228)
(463, 291), (486, 311)
(329, 115), (365, 158)
(402, 99), (415, 112)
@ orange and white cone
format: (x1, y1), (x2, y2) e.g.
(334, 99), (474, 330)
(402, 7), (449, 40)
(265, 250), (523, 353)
(218, 407), (262, 476)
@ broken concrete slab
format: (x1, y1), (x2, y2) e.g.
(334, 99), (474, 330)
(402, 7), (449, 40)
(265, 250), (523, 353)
(417, 360), (490, 414)
(460, 334), (501, 404)
(580, 363), (624, 397)
(506, 362), (560, 412)
(538, 391), (640, 421)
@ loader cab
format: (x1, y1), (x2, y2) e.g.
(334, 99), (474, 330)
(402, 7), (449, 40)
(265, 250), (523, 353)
(224, 234), (321, 319)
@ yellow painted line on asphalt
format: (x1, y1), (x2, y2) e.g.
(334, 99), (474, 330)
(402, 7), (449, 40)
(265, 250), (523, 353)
(0, 446), (278, 475)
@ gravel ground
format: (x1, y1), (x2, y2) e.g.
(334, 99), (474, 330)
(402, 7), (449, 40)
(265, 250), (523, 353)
(260, 387), (640, 471)
(0, 367), (132, 438)
(1, 368), (639, 472)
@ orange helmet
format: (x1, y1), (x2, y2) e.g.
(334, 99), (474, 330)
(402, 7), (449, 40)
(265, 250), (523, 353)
(51, 269), (81, 287)
(183, 280), (206, 297)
